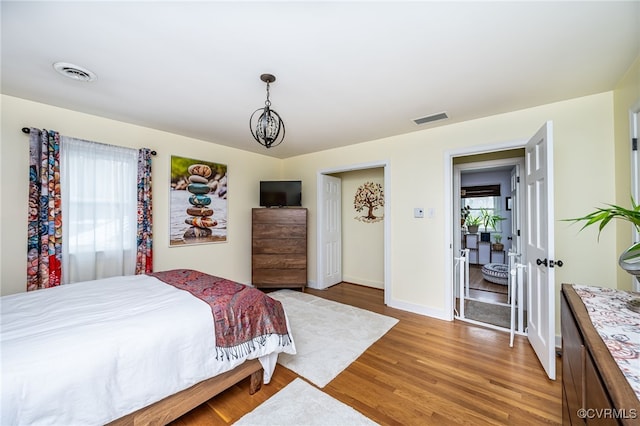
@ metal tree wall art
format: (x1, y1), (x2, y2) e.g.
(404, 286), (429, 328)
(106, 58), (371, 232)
(354, 181), (384, 223)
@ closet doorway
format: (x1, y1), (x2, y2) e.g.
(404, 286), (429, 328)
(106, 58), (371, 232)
(314, 161), (391, 305)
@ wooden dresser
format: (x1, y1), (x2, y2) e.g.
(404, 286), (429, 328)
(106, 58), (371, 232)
(252, 208), (307, 291)
(561, 284), (640, 425)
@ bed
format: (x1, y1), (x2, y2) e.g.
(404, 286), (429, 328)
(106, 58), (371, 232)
(0, 269), (296, 425)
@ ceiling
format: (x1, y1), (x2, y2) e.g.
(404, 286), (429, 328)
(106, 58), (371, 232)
(2, 1), (639, 159)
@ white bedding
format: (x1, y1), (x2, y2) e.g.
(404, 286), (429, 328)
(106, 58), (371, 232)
(0, 274), (295, 425)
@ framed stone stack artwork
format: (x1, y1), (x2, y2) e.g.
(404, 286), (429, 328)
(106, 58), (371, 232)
(170, 155), (228, 246)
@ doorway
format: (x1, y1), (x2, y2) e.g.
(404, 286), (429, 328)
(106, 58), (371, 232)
(335, 168), (385, 289)
(315, 160), (391, 305)
(454, 156), (525, 332)
(445, 121), (557, 380)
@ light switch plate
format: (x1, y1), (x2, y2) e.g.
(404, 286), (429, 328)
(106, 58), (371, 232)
(414, 208), (424, 218)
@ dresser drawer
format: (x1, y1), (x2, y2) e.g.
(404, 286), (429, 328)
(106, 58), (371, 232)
(252, 268), (307, 285)
(252, 208), (307, 224)
(252, 238), (306, 254)
(252, 254), (306, 269)
(252, 223), (306, 239)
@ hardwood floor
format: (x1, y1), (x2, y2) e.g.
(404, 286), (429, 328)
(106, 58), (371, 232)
(467, 265), (508, 304)
(170, 283), (562, 425)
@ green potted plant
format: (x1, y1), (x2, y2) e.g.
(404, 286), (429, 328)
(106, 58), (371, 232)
(480, 208), (507, 230)
(461, 205), (471, 226)
(492, 234), (504, 251)
(480, 208), (506, 241)
(565, 198), (640, 276)
(465, 214), (482, 234)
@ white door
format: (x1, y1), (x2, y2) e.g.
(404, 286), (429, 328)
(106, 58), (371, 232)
(524, 121), (556, 380)
(317, 174), (342, 289)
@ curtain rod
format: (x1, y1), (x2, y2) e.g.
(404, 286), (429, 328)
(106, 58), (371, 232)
(21, 127), (157, 155)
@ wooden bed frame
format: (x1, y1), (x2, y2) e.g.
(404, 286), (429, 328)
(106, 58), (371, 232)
(109, 359), (263, 426)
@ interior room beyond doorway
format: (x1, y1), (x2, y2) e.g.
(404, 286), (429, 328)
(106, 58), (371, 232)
(454, 150), (525, 332)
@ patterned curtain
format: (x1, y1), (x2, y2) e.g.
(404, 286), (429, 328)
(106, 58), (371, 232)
(27, 129), (62, 291)
(135, 148), (153, 274)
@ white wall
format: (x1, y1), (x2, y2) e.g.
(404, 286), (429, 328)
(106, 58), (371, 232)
(336, 168), (384, 289)
(613, 56), (640, 287)
(283, 92), (619, 330)
(0, 95), (282, 295)
(2, 86), (635, 337)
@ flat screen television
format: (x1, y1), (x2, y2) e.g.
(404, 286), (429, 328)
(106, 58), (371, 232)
(260, 180), (302, 207)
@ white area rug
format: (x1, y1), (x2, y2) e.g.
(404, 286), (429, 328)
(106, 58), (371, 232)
(269, 290), (398, 388)
(233, 378), (378, 425)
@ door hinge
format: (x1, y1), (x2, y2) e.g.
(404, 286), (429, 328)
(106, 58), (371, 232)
(517, 229), (521, 237)
(633, 138), (638, 151)
(516, 176), (520, 183)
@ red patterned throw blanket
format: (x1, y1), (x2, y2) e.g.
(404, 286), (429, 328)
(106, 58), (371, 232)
(148, 269), (292, 361)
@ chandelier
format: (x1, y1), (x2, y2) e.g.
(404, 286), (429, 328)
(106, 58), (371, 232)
(250, 73), (285, 149)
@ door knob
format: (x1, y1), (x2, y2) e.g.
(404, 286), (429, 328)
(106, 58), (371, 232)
(536, 258), (548, 267)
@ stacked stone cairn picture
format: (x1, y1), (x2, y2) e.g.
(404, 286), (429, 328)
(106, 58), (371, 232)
(183, 163), (218, 239)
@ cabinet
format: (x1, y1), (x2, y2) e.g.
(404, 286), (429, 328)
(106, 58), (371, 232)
(561, 284), (640, 425)
(490, 250), (505, 264)
(252, 208), (307, 291)
(462, 233), (505, 265)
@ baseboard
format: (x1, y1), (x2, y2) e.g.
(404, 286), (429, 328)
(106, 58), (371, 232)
(387, 298), (451, 321)
(306, 279), (320, 289)
(342, 275), (384, 289)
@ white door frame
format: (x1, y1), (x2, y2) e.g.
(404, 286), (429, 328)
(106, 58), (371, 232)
(444, 139), (526, 321)
(453, 156), (526, 333)
(316, 160), (391, 305)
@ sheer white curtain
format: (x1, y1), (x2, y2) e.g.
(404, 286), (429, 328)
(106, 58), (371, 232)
(61, 137), (138, 284)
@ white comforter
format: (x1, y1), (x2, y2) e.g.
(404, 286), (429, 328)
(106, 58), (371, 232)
(0, 274), (294, 425)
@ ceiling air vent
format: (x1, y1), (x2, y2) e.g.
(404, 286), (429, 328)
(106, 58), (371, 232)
(53, 62), (97, 82)
(413, 112), (448, 125)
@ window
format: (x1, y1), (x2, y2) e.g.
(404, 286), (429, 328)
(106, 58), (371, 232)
(464, 196), (502, 231)
(61, 137), (138, 283)
(462, 185), (503, 232)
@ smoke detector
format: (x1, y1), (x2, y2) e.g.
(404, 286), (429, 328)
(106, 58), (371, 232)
(53, 62), (97, 82)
